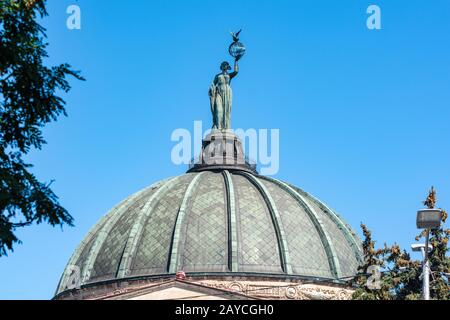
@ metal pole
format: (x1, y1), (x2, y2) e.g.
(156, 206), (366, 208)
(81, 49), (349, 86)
(423, 229), (430, 300)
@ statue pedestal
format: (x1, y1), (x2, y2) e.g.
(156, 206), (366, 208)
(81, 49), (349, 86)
(188, 130), (257, 174)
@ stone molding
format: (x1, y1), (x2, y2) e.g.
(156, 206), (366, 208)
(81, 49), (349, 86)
(196, 279), (353, 300)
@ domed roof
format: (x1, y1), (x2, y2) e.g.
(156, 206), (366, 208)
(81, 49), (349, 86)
(56, 168), (362, 295)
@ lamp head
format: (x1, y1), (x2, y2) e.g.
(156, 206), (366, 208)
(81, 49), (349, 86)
(417, 209), (443, 229)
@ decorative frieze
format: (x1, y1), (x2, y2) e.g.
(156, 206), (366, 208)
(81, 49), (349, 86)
(197, 280), (353, 300)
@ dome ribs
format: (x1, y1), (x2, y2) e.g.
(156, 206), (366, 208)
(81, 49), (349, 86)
(289, 186), (363, 265)
(260, 176), (342, 279)
(78, 181), (165, 284)
(179, 172), (229, 272)
(222, 170), (239, 272)
(168, 172), (207, 274)
(239, 172), (293, 275)
(56, 204), (113, 294)
(56, 171), (363, 297)
(115, 176), (182, 279)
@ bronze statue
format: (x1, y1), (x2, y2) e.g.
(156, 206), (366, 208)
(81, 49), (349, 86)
(209, 30), (246, 130)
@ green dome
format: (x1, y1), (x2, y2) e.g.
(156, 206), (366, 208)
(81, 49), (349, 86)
(56, 169), (362, 296)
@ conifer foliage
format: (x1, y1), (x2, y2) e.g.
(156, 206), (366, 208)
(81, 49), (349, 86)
(353, 190), (449, 300)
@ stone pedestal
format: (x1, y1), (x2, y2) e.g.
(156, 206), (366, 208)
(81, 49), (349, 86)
(188, 130), (256, 173)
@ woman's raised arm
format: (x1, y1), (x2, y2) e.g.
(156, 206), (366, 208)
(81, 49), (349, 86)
(229, 60), (239, 79)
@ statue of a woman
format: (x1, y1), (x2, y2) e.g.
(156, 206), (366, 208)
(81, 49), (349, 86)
(209, 59), (239, 130)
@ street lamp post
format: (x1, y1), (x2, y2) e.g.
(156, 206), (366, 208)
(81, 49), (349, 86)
(411, 243), (433, 300)
(423, 230), (430, 300)
(413, 187), (444, 300)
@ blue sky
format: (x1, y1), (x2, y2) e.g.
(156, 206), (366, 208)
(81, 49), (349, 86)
(1, 0), (449, 299)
